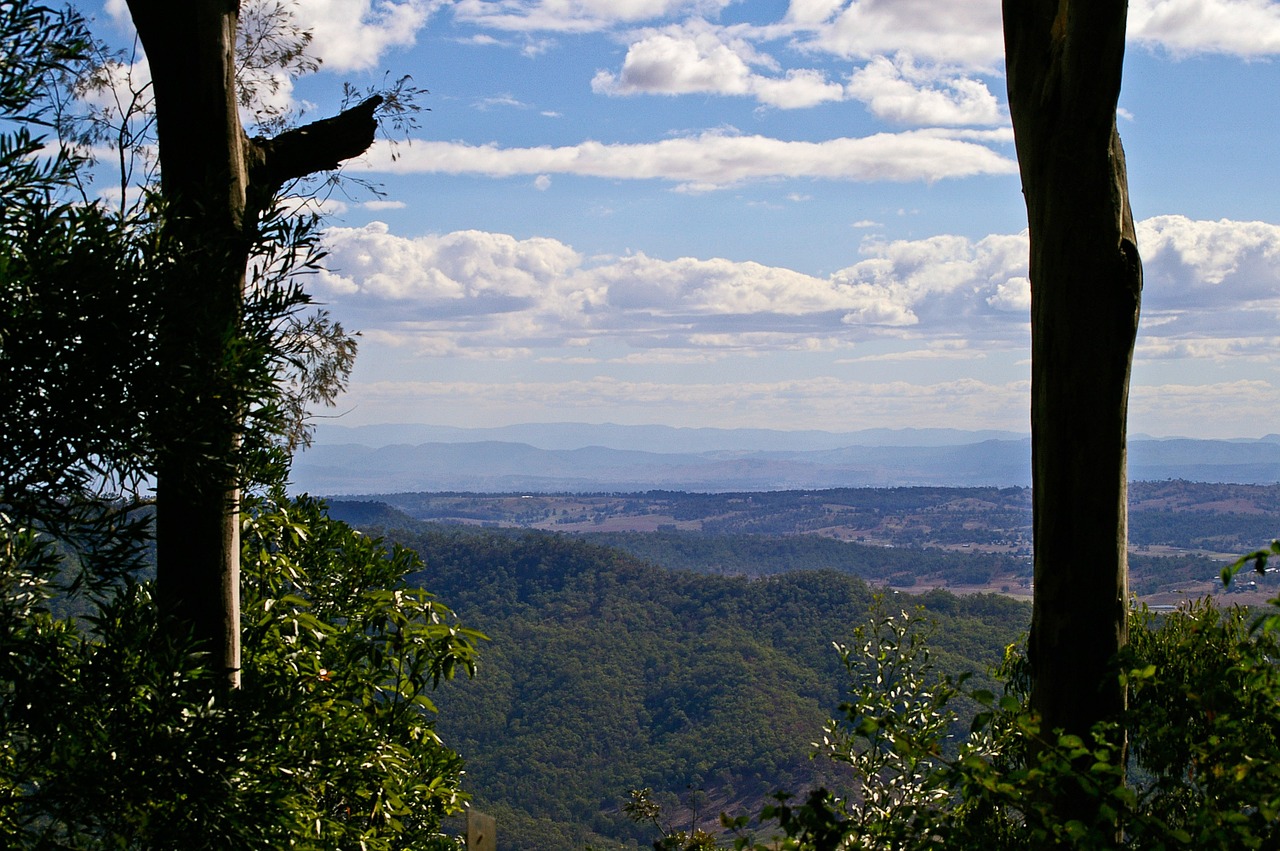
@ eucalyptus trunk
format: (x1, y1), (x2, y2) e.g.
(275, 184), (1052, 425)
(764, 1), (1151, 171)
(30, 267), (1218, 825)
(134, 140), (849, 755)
(1003, 0), (1143, 825)
(125, 1), (381, 685)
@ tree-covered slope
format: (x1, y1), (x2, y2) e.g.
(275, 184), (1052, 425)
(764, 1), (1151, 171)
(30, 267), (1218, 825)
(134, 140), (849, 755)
(363, 520), (1030, 850)
(578, 529), (1024, 586)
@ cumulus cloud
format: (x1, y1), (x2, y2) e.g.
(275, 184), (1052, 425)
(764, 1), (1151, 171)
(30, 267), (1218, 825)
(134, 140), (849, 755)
(592, 253), (898, 319)
(317, 222), (588, 306)
(828, 231), (1032, 332)
(779, 0), (1280, 74)
(355, 129), (1016, 188)
(592, 26), (845, 108)
(1129, 0), (1280, 56)
(845, 55), (1002, 126)
(314, 221), (1033, 360)
(1140, 215), (1280, 291)
(292, 0), (436, 72)
(308, 216), (1280, 436)
(313, 216), (1280, 366)
(103, 0), (435, 109)
(790, 0), (1005, 68)
(451, 0), (1280, 63)
(1134, 215), (1280, 345)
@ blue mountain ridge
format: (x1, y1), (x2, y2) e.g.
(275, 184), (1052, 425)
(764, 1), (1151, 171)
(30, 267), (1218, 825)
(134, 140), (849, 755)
(291, 424), (1280, 494)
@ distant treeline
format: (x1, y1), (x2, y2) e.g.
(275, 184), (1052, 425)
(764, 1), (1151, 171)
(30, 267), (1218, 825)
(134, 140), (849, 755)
(578, 529), (1025, 587)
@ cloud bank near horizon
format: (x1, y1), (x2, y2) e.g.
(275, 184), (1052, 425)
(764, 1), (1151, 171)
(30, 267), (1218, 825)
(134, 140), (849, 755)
(315, 215), (1280, 363)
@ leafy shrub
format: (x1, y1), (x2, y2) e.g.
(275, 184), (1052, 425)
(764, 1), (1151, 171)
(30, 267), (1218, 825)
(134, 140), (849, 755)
(0, 495), (483, 850)
(637, 589), (1280, 850)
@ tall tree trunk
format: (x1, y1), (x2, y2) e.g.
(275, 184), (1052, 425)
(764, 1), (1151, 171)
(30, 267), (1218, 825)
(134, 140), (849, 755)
(1003, 0), (1143, 826)
(125, 2), (382, 685)
(127, 0), (248, 685)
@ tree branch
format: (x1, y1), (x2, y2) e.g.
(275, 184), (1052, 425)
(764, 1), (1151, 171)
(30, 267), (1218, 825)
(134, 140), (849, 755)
(248, 95), (383, 197)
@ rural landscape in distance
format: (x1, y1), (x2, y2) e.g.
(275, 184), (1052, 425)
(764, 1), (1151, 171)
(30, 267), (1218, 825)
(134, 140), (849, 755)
(298, 423), (1280, 848)
(304, 421), (1280, 606)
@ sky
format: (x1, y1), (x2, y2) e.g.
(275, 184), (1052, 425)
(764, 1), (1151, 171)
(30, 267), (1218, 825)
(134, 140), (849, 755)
(75, 0), (1280, 439)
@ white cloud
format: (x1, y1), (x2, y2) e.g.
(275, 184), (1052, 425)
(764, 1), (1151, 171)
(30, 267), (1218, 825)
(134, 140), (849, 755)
(845, 55), (1002, 126)
(1139, 215), (1280, 291)
(592, 26), (845, 108)
(781, 0), (1280, 73)
(475, 93), (531, 110)
(103, 0), (436, 109)
(311, 215), (1280, 436)
(362, 199), (408, 210)
(313, 216), (1280, 366)
(1129, 380), (1280, 437)
(1134, 215), (1280, 347)
(355, 128), (1017, 187)
(784, 0), (847, 26)
(293, 0), (437, 72)
(1129, 0), (1280, 56)
(793, 0), (1005, 68)
(534, 174), (552, 189)
(593, 29), (752, 96)
(593, 253), (895, 317)
(314, 222), (1028, 358)
(987, 276), (1030, 312)
(840, 340), (986, 362)
(829, 231), (1032, 332)
(317, 222), (588, 306)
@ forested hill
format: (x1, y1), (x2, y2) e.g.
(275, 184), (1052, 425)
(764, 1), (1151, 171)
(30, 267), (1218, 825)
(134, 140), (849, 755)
(344, 514), (1031, 850)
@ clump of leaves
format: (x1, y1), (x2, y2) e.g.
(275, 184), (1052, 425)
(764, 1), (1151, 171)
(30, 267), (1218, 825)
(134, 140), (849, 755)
(0, 495), (484, 850)
(635, 587), (1280, 850)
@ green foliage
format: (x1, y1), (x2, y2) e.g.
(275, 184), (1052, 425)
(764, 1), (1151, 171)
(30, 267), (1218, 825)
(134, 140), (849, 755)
(240, 493), (486, 849)
(814, 603), (963, 847)
(0, 522), (269, 848)
(1121, 598), (1280, 847)
(0, 7), (477, 845)
(0, 0), (158, 598)
(0, 496), (481, 849)
(0, 0), (357, 596)
(633, 593), (1280, 851)
(348, 518), (1030, 851)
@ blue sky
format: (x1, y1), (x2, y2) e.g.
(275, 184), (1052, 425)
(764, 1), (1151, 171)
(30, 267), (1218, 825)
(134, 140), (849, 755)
(81, 0), (1280, 439)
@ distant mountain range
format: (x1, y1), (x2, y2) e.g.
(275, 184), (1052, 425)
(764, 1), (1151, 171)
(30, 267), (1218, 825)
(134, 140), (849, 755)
(309, 422), (1030, 452)
(291, 423), (1280, 494)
